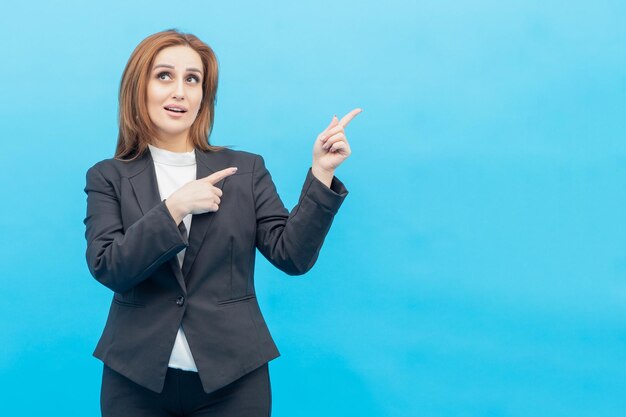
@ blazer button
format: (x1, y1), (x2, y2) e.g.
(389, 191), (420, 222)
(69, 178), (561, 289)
(176, 295), (185, 306)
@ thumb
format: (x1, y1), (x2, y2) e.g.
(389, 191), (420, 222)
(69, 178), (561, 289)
(324, 114), (339, 132)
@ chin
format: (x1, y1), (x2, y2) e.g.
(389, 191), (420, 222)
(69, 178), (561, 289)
(155, 123), (192, 135)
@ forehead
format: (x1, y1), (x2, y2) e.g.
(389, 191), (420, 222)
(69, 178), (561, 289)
(152, 45), (203, 71)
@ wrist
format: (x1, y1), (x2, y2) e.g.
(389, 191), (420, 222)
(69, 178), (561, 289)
(311, 165), (334, 188)
(165, 197), (187, 224)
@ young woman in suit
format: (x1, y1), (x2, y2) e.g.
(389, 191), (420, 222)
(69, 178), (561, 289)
(83, 28), (361, 417)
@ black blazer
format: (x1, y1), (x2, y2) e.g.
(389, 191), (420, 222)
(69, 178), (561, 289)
(83, 147), (348, 394)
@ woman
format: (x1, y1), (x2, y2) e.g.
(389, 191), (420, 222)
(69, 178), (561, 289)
(83, 28), (360, 417)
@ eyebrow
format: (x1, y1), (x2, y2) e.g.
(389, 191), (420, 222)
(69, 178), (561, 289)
(153, 64), (202, 75)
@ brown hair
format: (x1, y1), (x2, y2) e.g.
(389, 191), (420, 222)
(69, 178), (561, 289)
(115, 28), (228, 160)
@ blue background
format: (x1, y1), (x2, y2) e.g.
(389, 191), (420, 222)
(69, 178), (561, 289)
(1, 1), (625, 416)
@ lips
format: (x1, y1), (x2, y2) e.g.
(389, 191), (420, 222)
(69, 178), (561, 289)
(163, 105), (188, 113)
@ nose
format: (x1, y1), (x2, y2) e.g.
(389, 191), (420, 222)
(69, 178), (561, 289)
(173, 78), (185, 100)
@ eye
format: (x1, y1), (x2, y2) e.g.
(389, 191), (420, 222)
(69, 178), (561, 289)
(187, 75), (201, 83)
(157, 71), (172, 80)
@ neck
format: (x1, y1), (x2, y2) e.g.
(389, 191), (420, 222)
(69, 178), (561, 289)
(152, 133), (192, 153)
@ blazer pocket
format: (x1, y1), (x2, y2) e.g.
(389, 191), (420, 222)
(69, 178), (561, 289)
(217, 294), (256, 306)
(113, 295), (146, 308)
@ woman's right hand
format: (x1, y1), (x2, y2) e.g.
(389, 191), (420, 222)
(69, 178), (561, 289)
(165, 167), (238, 224)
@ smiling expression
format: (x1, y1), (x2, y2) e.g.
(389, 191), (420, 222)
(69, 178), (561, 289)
(146, 45), (204, 145)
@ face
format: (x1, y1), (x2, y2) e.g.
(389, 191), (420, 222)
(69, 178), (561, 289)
(146, 45), (204, 146)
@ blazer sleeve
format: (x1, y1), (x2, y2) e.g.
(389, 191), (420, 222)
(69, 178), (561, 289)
(253, 154), (349, 275)
(83, 165), (189, 294)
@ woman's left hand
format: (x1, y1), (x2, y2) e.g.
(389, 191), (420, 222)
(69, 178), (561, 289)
(312, 108), (362, 176)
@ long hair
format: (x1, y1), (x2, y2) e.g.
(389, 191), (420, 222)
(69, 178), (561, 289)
(115, 29), (228, 160)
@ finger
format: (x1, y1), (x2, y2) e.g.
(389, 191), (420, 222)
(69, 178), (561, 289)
(213, 187), (223, 197)
(339, 108), (362, 128)
(320, 124), (345, 143)
(322, 132), (346, 150)
(203, 167), (238, 185)
(329, 140), (349, 153)
(324, 114), (340, 132)
(320, 115), (340, 138)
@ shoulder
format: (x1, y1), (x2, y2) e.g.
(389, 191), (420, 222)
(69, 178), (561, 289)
(85, 155), (144, 180)
(87, 157), (123, 174)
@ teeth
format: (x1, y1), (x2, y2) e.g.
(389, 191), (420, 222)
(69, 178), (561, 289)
(165, 107), (185, 113)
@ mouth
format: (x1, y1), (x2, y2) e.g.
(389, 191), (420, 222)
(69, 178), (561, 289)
(163, 105), (188, 115)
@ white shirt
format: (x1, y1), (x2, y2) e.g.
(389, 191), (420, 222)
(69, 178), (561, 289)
(148, 143), (199, 372)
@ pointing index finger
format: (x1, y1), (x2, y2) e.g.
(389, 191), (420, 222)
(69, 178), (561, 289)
(339, 108), (363, 128)
(203, 167), (238, 185)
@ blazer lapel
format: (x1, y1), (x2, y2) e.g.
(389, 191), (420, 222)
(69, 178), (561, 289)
(181, 150), (226, 278)
(128, 150), (187, 292)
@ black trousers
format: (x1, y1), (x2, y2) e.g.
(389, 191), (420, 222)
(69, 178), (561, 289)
(101, 363), (271, 417)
